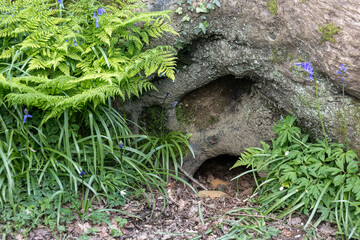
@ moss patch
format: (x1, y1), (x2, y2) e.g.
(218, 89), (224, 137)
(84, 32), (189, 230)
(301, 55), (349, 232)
(176, 103), (194, 125)
(139, 106), (164, 136)
(318, 22), (341, 44)
(266, 0), (278, 16)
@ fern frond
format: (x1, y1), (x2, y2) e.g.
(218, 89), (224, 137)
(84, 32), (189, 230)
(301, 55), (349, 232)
(58, 63), (70, 76)
(28, 56), (47, 71)
(0, 0), (178, 122)
(0, 49), (12, 59)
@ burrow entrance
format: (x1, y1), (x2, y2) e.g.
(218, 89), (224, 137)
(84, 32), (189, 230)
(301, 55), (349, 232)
(193, 154), (255, 197)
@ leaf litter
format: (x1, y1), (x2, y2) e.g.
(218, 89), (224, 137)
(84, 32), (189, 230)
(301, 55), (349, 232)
(22, 158), (338, 239)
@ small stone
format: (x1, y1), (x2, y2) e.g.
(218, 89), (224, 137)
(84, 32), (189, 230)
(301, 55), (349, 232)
(257, 171), (268, 178)
(210, 178), (228, 189)
(239, 187), (253, 197)
(198, 190), (228, 199)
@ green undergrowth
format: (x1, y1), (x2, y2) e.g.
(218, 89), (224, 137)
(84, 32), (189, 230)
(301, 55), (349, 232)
(232, 61), (356, 239)
(0, 0), (178, 123)
(0, 0), (196, 238)
(232, 115), (360, 239)
(0, 101), (195, 237)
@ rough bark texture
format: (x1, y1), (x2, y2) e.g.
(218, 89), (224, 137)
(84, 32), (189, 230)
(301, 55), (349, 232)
(127, 0), (360, 175)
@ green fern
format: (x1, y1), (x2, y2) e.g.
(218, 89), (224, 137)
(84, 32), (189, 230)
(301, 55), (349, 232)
(0, 0), (178, 122)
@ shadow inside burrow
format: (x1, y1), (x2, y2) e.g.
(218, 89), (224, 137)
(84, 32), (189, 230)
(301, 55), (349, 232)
(193, 154), (255, 194)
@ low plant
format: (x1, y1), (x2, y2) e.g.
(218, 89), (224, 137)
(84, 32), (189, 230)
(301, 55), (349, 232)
(0, 0), (178, 122)
(0, 1), (196, 237)
(232, 63), (360, 239)
(214, 208), (280, 240)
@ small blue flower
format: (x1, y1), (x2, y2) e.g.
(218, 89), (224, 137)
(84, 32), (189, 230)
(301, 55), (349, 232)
(93, 12), (97, 18)
(97, 7), (105, 16)
(337, 64), (346, 74)
(73, 39), (77, 46)
(80, 170), (86, 177)
(65, 39), (68, 42)
(23, 108), (32, 123)
(340, 64), (346, 72)
(296, 61), (314, 80)
(118, 141), (124, 148)
(280, 115), (283, 124)
(95, 17), (99, 28)
(172, 101), (178, 107)
(166, 93), (171, 98)
(337, 64), (346, 85)
(57, 0), (62, 4)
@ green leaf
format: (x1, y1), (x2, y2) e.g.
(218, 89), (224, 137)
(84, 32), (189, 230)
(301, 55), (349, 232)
(353, 183), (360, 200)
(335, 158), (345, 172)
(206, 3), (215, 10)
(199, 22), (208, 34)
(346, 150), (357, 162)
(212, 0), (221, 7)
(181, 14), (190, 22)
(328, 167), (342, 176)
(194, 27), (201, 35)
(333, 174), (346, 186)
(347, 159), (359, 174)
(280, 166), (297, 182)
(177, 0), (183, 6)
(175, 7), (183, 14)
(196, 3), (209, 13)
(344, 175), (358, 192)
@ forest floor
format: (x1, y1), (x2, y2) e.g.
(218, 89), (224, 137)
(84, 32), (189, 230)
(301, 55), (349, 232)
(24, 158), (339, 240)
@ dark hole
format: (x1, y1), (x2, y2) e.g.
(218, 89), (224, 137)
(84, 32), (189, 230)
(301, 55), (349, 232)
(193, 154), (255, 193)
(193, 154), (247, 182)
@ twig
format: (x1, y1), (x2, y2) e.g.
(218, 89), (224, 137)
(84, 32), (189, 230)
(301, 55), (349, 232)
(242, 192), (258, 203)
(167, 189), (180, 207)
(178, 166), (208, 191)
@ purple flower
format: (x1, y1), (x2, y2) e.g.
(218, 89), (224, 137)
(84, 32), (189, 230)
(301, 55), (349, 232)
(57, 0), (62, 4)
(118, 141), (124, 148)
(93, 11), (100, 28)
(95, 17), (99, 28)
(23, 108), (32, 123)
(73, 39), (77, 46)
(280, 115), (283, 124)
(340, 64), (346, 72)
(296, 61), (314, 80)
(97, 7), (105, 16)
(65, 39), (68, 42)
(80, 170), (86, 177)
(337, 64), (346, 85)
(172, 101), (178, 107)
(166, 93), (171, 98)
